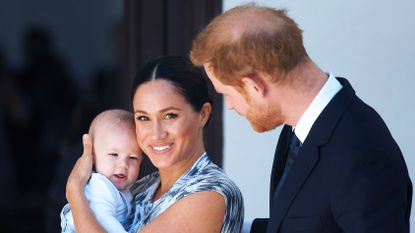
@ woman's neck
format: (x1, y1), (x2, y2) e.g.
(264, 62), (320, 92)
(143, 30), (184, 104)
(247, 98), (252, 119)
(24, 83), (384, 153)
(152, 147), (205, 201)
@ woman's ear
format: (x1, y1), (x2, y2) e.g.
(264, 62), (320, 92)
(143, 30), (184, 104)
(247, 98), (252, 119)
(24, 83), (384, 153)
(200, 102), (212, 127)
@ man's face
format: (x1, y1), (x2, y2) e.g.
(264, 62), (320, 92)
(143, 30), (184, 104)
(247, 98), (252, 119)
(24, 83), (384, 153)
(204, 65), (283, 132)
(203, 65), (249, 116)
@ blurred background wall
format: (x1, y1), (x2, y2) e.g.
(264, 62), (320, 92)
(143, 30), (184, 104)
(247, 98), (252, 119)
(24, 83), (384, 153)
(0, 1), (123, 232)
(0, 0), (123, 90)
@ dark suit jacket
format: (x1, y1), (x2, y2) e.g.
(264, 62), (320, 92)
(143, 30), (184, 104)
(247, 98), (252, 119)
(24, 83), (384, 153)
(251, 78), (412, 233)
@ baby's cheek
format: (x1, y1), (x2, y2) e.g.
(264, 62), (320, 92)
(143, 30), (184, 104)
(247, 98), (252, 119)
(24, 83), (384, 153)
(131, 163), (141, 178)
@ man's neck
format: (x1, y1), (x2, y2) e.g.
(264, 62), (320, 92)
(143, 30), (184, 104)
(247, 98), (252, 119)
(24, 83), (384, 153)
(275, 60), (328, 126)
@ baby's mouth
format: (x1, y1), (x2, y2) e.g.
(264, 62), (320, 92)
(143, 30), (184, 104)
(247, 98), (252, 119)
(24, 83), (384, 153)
(114, 174), (126, 179)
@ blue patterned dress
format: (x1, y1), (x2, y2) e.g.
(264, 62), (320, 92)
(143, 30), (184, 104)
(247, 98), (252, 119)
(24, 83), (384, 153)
(127, 153), (244, 233)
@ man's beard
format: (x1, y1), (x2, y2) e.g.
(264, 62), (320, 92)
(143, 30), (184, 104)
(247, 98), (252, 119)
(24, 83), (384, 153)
(245, 99), (283, 132)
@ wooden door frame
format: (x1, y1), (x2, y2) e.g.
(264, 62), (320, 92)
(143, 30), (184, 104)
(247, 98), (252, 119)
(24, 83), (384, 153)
(123, 0), (224, 175)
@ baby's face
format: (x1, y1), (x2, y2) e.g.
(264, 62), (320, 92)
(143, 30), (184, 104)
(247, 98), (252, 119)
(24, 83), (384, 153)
(93, 126), (142, 190)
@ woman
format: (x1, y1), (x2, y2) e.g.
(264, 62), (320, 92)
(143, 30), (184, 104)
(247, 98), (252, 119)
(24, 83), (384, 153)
(66, 56), (244, 233)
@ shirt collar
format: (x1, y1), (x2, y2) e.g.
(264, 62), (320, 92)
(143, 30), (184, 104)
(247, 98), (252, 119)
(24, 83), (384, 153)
(294, 73), (342, 143)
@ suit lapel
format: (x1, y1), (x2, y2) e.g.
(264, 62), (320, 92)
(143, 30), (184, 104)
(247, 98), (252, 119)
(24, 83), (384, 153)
(268, 142), (320, 233)
(267, 77), (357, 233)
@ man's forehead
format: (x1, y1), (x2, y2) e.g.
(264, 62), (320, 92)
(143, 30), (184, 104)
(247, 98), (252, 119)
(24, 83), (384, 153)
(203, 63), (218, 75)
(202, 64), (236, 94)
(203, 70), (221, 89)
(208, 77), (221, 93)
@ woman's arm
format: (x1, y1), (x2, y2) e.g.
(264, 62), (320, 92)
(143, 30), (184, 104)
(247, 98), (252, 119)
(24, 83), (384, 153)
(140, 191), (226, 233)
(66, 134), (106, 233)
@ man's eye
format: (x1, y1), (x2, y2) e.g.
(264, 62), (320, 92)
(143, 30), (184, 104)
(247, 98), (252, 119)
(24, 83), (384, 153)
(136, 115), (149, 121)
(165, 113), (178, 120)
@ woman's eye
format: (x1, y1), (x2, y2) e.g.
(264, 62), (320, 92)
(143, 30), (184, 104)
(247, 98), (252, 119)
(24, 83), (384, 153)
(165, 113), (178, 120)
(136, 115), (149, 121)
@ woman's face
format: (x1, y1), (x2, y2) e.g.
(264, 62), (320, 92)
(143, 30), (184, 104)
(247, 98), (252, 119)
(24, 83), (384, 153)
(132, 80), (210, 173)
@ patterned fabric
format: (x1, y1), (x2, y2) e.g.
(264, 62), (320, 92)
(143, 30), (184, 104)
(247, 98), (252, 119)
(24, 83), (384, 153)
(127, 153), (244, 233)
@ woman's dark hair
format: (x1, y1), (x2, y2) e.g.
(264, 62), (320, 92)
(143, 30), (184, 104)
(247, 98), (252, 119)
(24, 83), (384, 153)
(131, 56), (211, 112)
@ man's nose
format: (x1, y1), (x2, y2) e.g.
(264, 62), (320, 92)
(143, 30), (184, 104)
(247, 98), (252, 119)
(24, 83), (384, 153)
(225, 97), (234, 110)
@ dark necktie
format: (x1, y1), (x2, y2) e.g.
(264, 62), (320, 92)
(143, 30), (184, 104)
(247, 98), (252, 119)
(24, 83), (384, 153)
(274, 131), (302, 197)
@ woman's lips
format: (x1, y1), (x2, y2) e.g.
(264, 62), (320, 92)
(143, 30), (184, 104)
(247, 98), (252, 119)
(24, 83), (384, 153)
(150, 143), (172, 153)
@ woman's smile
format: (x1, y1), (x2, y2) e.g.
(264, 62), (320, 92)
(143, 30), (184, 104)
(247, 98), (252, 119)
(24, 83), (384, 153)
(151, 144), (172, 153)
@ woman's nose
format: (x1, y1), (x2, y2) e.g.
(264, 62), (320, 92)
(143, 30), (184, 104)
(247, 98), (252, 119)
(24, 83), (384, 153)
(151, 121), (167, 140)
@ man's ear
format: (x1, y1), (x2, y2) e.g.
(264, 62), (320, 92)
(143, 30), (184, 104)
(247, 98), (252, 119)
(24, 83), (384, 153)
(242, 76), (266, 97)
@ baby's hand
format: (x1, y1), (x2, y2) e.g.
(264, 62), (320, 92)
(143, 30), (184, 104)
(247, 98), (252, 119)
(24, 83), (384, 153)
(66, 134), (93, 200)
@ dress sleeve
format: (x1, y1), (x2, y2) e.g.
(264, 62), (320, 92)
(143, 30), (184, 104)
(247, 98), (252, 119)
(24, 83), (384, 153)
(183, 170), (244, 233)
(85, 173), (128, 233)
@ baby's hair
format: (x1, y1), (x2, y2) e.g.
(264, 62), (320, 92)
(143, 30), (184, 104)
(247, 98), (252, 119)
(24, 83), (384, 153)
(88, 109), (135, 141)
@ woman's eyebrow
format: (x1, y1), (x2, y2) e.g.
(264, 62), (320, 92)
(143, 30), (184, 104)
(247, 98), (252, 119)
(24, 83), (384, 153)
(159, 107), (181, 112)
(134, 107), (181, 114)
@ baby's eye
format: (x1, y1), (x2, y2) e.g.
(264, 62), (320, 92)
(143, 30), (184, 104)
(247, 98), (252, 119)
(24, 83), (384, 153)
(108, 153), (118, 157)
(129, 156), (138, 160)
(136, 115), (149, 121)
(164, 113), (178, 120)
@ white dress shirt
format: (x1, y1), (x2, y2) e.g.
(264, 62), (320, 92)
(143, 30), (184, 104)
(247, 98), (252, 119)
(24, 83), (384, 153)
(294, 73), (342, 142)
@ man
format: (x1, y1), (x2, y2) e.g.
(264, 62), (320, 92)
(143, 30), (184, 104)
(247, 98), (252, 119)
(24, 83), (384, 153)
(190, 4), (412, 233)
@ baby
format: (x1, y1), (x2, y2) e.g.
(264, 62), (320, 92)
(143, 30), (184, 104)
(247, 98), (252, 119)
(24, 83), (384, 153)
(60, 109), (142, 233)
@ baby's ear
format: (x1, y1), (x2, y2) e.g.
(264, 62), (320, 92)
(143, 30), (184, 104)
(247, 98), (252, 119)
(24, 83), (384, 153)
(92, 155), (97, 172)
(91, 148), (97, 167)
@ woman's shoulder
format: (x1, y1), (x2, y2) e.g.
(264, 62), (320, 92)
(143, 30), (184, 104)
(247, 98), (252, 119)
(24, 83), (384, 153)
(184, 155), (244, 233)
(185, 155), (242, 198)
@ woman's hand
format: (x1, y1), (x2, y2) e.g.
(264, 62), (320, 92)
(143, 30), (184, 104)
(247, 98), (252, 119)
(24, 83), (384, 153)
(66, 134), (93, 201)
(65, 134), (105, 233)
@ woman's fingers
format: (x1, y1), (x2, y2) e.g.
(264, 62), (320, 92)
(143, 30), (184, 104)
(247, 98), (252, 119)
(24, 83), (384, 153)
(82, 134), (92, 159)
(67, 134), (93, 199)
(76, 134), (93, 180)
